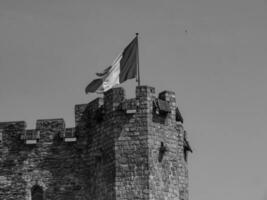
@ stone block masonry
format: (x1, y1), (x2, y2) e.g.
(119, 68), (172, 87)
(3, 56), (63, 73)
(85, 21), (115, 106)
(0, 85), (190, 200)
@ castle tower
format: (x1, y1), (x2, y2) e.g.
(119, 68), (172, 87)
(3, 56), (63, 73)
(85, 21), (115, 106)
(75, 86), (190, 200)
(0, 86), (190, 200)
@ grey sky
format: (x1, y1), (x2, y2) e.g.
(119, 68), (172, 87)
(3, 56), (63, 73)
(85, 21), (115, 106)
(0, 0), (267, 200)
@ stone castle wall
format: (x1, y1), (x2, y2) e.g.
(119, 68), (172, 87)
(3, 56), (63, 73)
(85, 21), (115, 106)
(0, 86), (189, 200)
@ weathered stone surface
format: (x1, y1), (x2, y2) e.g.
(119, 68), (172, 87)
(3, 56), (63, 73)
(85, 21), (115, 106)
(0, 86), (190, 200)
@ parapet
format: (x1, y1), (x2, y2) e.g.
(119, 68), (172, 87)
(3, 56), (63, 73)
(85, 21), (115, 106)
(36, 118), (65, 131)
(0, 86), (184, 146)
(0, 121), (26, 130)
(0, 121), (26, 146)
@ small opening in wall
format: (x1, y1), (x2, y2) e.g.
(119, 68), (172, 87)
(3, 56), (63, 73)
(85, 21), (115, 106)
(179, 189), (186, 200)
(31, 185), (44, 200)
(158, 142), (167, 162)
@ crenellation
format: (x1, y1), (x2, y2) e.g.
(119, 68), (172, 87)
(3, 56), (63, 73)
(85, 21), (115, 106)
(74, 104), (88, 126)
(36, 118), (65, 131)
(0, 85), (190, 200)
(87, 97), (104, 112)
(0, 121), (27, 130)
(104, 87), (125, 113)
(121, 98), (137, 114)
(24, 129), (38, 144)
(0, 121), (26, 149)
(35, 119), (65, 144)
(158, 91), (177, 125)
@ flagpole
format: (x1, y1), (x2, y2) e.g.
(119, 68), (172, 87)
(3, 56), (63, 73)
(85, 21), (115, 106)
(136, 33), (141, 86)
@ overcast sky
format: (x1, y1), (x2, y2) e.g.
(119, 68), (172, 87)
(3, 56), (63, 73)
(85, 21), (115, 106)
(0, 0), (267, 200)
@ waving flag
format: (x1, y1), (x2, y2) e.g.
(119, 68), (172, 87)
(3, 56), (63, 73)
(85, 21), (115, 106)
(86, 36), (138, 94)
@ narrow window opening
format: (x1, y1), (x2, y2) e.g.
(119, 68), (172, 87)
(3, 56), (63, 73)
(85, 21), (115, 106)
(31, 185), (44, 200)
(158, 142), (167, 162)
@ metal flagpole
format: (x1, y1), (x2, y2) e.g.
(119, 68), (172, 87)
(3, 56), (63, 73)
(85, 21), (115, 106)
(136, 33), (141, 86)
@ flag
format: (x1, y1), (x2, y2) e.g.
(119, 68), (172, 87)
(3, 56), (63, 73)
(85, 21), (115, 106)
(86, 36), (138, 94)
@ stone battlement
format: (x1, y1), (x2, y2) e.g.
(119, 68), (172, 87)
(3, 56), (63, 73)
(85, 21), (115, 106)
(0, 86), (183, 145)
(0, 86), (188, 200)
